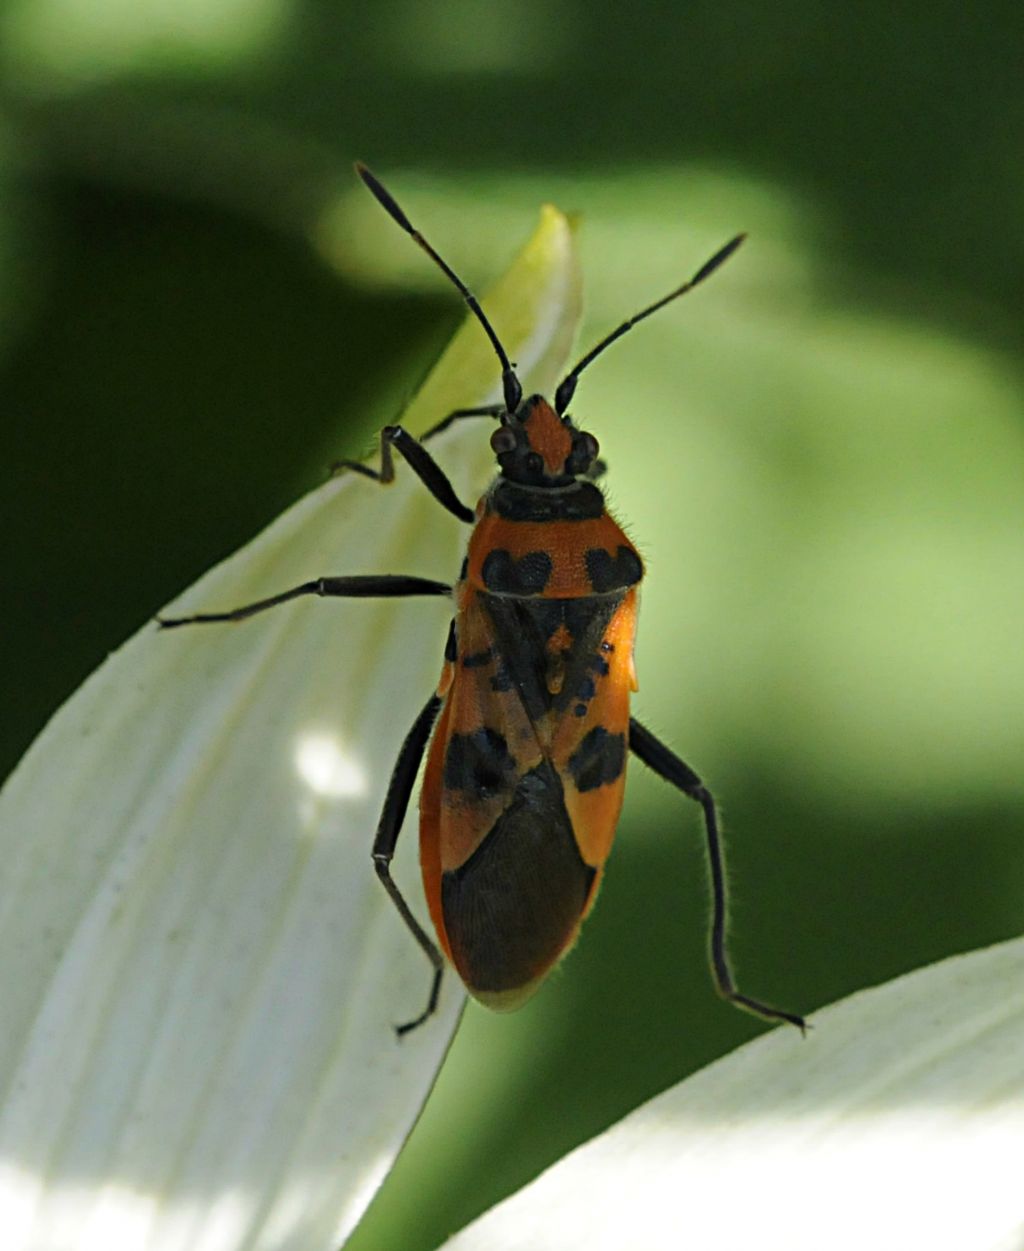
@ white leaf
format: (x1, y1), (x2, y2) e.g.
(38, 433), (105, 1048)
(441, 937), (1024, 1251)
(0, 202), (581, 1251)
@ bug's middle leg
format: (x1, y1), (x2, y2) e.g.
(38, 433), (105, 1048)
(157, 574), (451, 628)
(628, 717), (807, 1034)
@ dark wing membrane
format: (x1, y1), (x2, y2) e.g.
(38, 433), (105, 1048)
(441, 759), (596, 1002)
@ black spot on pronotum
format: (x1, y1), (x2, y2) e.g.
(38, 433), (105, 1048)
(482, 549), (553, 595)
(568, 727), (626, 792)
(444, 729), (516, 797)
(585, 546), (643, 593)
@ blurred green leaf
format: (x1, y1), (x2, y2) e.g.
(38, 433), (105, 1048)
(1, 0), (286, 90)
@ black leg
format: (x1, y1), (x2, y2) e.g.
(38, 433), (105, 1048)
(332, 423), (483, 524)
(420, 403), (505, 440)
(157, 574), (451, 628)
(629, 717), (806, 1034)
(337, 407), (502, 475)
(373, 693), (446, 1035)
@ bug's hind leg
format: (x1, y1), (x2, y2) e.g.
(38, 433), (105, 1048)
(629, 717), (807, 1034)
(372, 693), (447, 1035)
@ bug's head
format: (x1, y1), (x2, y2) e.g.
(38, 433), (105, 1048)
(490, 395), (600, 486)
(355, 164), (746, 483)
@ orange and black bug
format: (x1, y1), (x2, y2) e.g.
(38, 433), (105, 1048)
(160, 165), (806, 1037)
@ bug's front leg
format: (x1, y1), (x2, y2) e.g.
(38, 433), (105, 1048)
(629, 717), (807, 1034)
(332, 422), (482, 524)
(420, 403), (505, 440)
(372, 693), (447, 1036)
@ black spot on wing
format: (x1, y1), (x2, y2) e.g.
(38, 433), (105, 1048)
(489, 665), (514, 693)
(585, 545), (643, 593)
(577, 675), (597, 702)
(568, 656), (608, 717)
(482, 549), (553, 595)
(568, 727), (626, 792)
(444, 620), (457, 662)
(441, 761), (596, 993)
(462, 646), (493, 668)
(444, 729), (516, 798)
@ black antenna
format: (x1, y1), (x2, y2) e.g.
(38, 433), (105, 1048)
(554, 233), (746, 415)
(356, 163), (523, 414)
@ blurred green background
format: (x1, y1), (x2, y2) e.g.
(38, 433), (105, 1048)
(3, 2), (1024, 1248)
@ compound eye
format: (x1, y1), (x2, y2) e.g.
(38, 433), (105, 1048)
(576, 432), (600, 463)
(490, 426), (517, 455)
